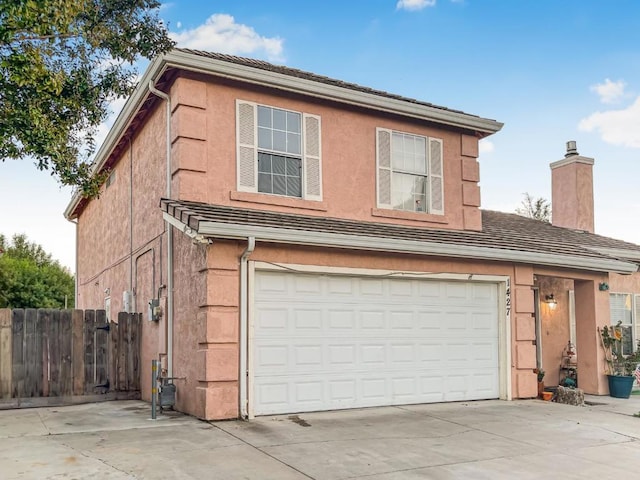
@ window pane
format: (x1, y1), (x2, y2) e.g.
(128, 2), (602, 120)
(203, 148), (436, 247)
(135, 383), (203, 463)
(392, 173), (411, 211)
(258, 127), (272, 150)
(392, 133), (405, 170)
(272, 155), (286, 175)
(621, 326), (633, 356)
(273, 175), (287, 195)
(286, 157), (300, 176)
(258, 172), (272, 194)
(273, 130), (286, 152)
(392, 172), (427, 212)
(257, 106), (271, 128)
(611, 293), (633, 324)
(287, 111), (301, 133)
(391, 132), (428, 176)
(414, 137), (427, 173)
(273, 109), (286, 130)
(287, 132), (301, 155)
(258, 153), (272, 173)
(288, 176), (301, 197)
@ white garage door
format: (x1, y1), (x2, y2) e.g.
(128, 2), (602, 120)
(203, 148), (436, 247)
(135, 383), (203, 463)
(253, 270), (500, 415)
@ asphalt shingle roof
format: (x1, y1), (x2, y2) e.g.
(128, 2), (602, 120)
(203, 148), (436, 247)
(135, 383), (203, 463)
(161, 199), (640, 269)
(174, 48), (482, 120)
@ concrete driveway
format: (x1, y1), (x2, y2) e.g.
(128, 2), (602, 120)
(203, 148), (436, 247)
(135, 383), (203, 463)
(1, 396), (639, 479)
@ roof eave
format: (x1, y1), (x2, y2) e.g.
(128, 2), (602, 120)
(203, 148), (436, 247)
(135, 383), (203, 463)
(64, 54), (168, 220)
(177, 216), (637, 275)
(165, 50), (504, 136)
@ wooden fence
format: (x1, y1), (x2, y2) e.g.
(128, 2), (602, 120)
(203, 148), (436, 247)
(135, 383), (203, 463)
(0, 309), (141, 409)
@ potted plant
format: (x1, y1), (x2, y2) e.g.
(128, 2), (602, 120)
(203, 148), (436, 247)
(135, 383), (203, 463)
(599, 322), (640, 398)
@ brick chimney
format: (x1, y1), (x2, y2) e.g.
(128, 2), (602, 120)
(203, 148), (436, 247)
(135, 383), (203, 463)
(550, 141), (594, 233)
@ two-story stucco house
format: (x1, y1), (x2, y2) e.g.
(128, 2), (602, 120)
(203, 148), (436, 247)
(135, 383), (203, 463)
(65, 49), (640, 420)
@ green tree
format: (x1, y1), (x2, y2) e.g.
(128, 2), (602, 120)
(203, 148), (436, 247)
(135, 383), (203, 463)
(0, 234), (74, 308)
(515, 193), (551, 223)
(0, 0), (174, 197)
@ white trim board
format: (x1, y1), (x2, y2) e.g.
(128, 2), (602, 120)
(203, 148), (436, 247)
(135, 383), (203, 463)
(180, 215), (637, 274)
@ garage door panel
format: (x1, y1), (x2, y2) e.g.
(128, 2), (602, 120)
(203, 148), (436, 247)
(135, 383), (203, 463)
(327, 276), (356, 294)
(389, 311), (414, 330)
(361, 344), (386, 365)
(418, 310), (445, 330)
(328, 309), (356, 329)
(253, 271), (500, 415)
(360, 311), (385, 329)
(361, 278), (384, 295)
(294, 309), (323, 329)
(256, 307), (289, 330)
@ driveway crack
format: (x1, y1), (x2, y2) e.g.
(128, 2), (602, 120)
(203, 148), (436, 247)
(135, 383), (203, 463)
(212, 422), (316, 479)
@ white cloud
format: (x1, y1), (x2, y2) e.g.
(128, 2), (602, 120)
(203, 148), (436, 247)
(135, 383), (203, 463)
(170, 14), (284, 62)
(396, 0), (436, 11)
(579, 96), (640, 148)
(479, 139), (495, 154)
(176, 21), (182, 29)
(590, 78), (626, 104)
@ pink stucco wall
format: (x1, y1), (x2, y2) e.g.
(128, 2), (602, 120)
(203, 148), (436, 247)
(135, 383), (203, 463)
(536, 276), (574, 386)
(76, 102), (168, 403)
(169, 75), (483, 232)
(534, 267), (617, 395)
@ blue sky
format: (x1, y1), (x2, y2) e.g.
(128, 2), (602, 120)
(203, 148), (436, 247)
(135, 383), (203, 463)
(2, 0), (640, 270)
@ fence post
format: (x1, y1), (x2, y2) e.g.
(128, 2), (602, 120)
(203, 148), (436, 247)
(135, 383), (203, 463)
(0, 309), (12, 399)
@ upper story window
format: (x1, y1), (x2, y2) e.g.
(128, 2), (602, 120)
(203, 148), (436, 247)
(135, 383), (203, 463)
(257, 106), (302, 197)
(237, 100), (322, 201)
(376, 128), (444, 215)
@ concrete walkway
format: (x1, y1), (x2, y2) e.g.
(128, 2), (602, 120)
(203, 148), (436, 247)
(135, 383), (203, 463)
(1, 395), (639, 479)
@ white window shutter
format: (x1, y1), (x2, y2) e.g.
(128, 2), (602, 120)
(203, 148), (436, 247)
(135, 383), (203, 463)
(377, 128), (392, 209)
(428, 138), (444, 215)
(236, 100), (257, 192)
(303, 114), (322, 201)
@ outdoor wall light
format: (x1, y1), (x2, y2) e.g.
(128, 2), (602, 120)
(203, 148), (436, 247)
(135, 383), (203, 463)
(545, 294), (558, 309)
(599, 282), (610, 291)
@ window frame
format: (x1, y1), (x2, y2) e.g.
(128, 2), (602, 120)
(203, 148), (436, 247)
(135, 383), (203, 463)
(236, 100), (322, 202)
(609, 292), (638, 355)
(376, 128), (444, 215)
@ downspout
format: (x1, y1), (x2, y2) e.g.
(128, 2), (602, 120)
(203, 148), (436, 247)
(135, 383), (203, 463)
(71, 218), (78, 307)
(239, 237), (255, 419)
(129, 137), (134, 311)
(148, 80), (174, 378)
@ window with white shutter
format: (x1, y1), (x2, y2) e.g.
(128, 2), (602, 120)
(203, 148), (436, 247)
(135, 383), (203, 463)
(236, 100), (322, 200)
(376, 128), (444, 215)
(610, 293), (634, 355)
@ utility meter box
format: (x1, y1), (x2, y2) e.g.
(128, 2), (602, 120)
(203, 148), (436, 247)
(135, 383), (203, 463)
(159, 382), (176, 408)
(148, 298), (160, 322)
(122, 291), (132, 313)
